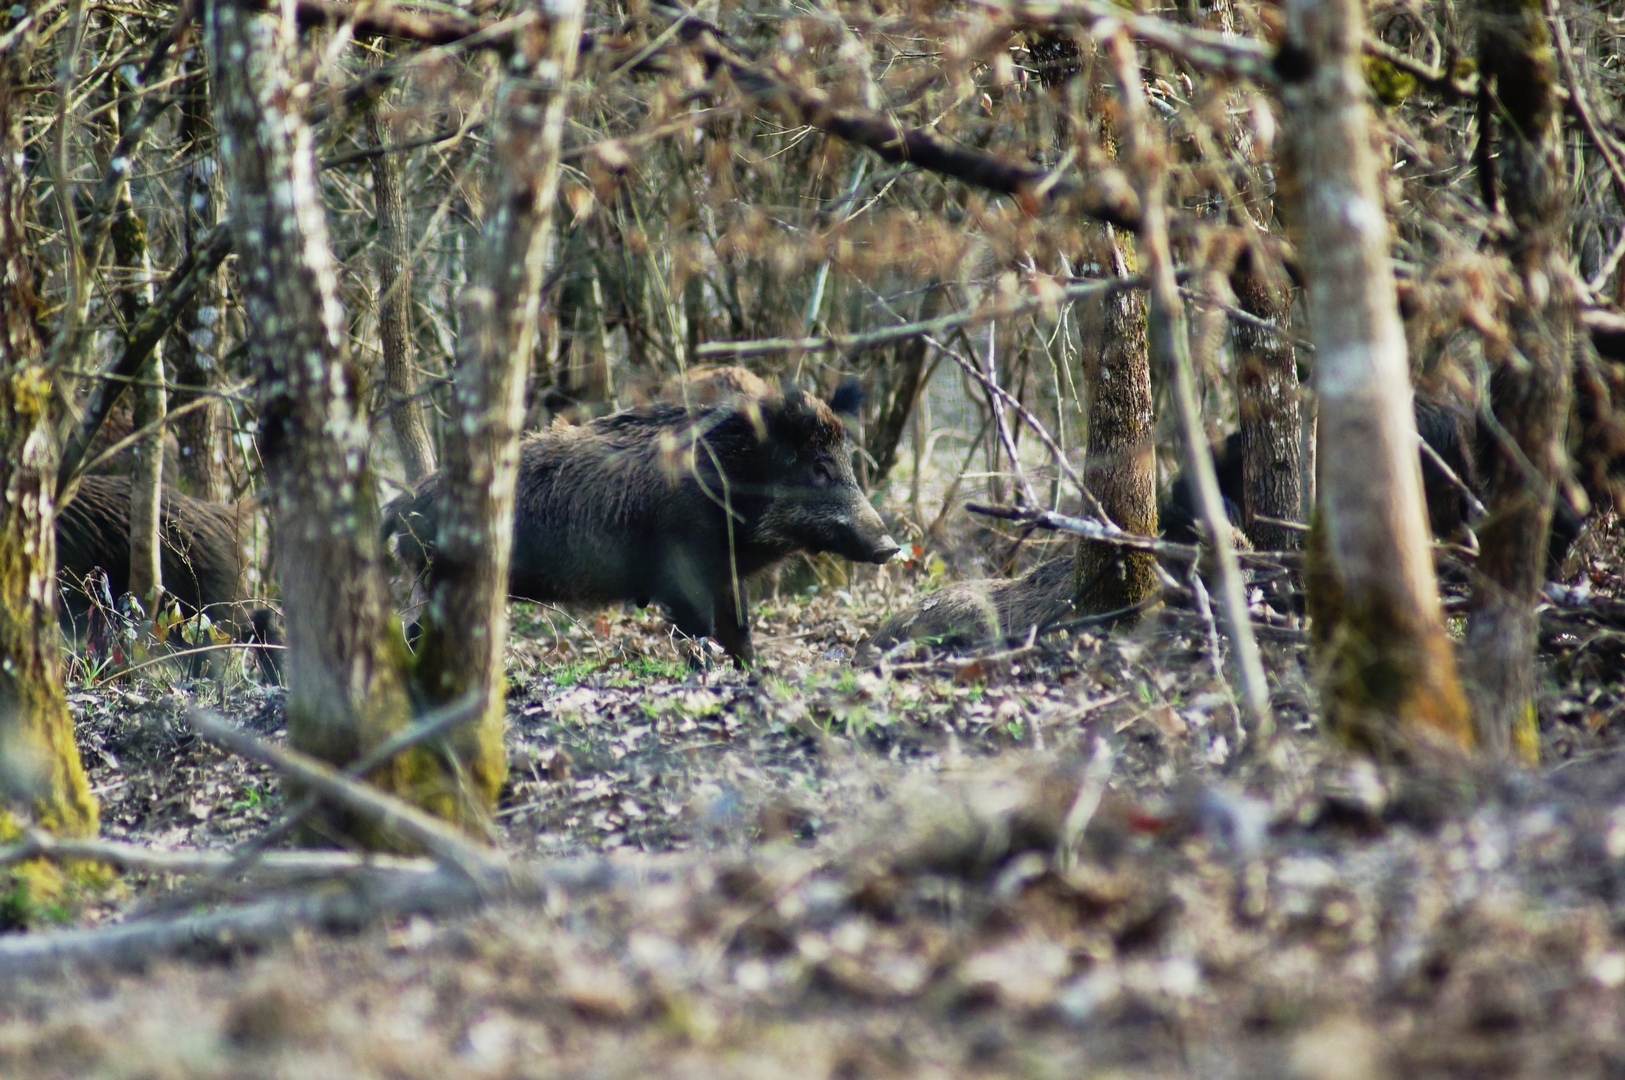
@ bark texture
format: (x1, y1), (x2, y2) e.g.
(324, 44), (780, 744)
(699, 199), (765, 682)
(0, 15), (97, 837)
(1464, 0), (1573, 761)
(1277, 0), (1472, 754)
(1232, 251), (1303, 553)
(412, 0), (585, 815)
(167, 53), (232, 502)
(207, 0), (421, 842)
(1073, 233), (1158, 617)
(367, 70), (436, 484)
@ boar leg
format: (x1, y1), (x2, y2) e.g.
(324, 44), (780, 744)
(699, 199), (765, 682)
(662, 591), (719, 670)
(711, 578), (753, 668)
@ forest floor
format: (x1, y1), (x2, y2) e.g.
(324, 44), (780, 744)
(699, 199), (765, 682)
(7, 524), (1625, 1079)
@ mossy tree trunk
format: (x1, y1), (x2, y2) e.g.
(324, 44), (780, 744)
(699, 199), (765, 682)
(207, 0), (433, 843)
(1464, 0), (1573, 761)
(0, 13), (97, 838)
(410, 0), (585, 817)
(1277, 0), (1473, 754)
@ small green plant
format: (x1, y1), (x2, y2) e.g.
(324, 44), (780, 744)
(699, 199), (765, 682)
(230, 785), (266, 812)
(550, 658), (603, 688)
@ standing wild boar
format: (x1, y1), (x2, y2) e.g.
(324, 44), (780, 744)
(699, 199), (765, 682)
(385, 388), (900, 664)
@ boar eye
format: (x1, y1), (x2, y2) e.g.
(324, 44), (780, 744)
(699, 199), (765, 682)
(809, 461), (834, 488)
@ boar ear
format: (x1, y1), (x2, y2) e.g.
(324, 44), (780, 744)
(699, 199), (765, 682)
(828, 378), (863, 417)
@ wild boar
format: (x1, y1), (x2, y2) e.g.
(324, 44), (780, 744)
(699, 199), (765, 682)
(56, 475), (281, 680)
(864, 555), (1077, 656)
(385, 388), (899, 664)
(1161, 395), (1583, 574)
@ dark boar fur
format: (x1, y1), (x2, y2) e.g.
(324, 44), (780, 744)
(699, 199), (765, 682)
(1161, 394), (1583, 575)
(385, 388), (899, 665)
(56, 475), (282, 680)
(865, 555), (1077, 656)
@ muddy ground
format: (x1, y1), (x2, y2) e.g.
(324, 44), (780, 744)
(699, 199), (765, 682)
(6, 525), (1625, 1079)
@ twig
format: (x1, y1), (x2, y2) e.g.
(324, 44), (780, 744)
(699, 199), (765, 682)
(1002, 0), (1276, 81)
(74, 382), (252, 479)
(1550, 4), (1625, 225)
(696, 272), (1156, 360)
(671, 9), (1142, 228)
(57, 223), (236, 498)
(0, 831), (431, 881)
(965, 502), (1201, 560)
(195, 692), (488, 895)
(0, 851), (669, 977)
(186, 710), (508, 885)
(93, 641), (283, 684)
(1057, 737), (1116, 872)
(1417, 430), (1487, 520)
(935, 337), (1111, 522)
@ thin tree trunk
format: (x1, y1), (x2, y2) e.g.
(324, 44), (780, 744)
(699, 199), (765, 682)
(1464, 0), (1573, 761)
(366, 63), (436, 484)
(167, 52), (231, 502)
(868, 286), (941, 487)
(207, 0), (427, 844)
(0, 17), (97, 838)
(411, 0), (585, 816)
(1073, 230), (1159, 616)
(1278, 0), (1472, 754)
(1232, 249), (1303, 552)
(108, 82), (165, 611)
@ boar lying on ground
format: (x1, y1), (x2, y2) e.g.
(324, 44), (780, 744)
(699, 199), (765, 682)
(56, 475), (282, 680)
(1160, 395), (1584, 575)
(864, 556), (1077, 656)
(385, 388), (900, 665)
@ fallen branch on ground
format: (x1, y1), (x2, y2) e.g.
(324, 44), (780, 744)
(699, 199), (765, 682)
(0, 831), (431, 881)
(0, 851), (665, 977)
(186, 710), (507, 885)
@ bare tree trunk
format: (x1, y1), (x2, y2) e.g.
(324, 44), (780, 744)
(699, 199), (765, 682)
(868, 286), (941, 487)
(167, 52), (231, 502)
(411, 0), (584, 816)
(0, 19), (97, 837)
(1464, 0), (1573, 761)
(207, 0), (423, 844)
(1073, 230), (1159, 616)
(108, 82), (165, 611)
(1232, 249), (1303, 552)
(366, 63), (436, 484)
(1278, 0), (1472, 754)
